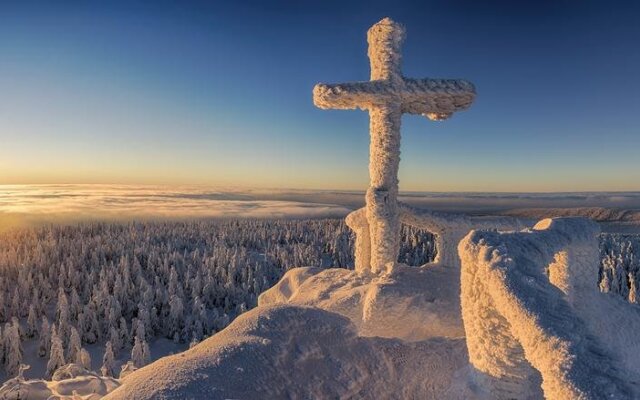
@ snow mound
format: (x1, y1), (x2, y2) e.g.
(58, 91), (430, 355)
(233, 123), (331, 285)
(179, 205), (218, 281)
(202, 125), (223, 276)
(105, 305), (474, 399)
(460, 217), (640, 399)
(258, 265), (465, 341)
(0, 365), (120, 399)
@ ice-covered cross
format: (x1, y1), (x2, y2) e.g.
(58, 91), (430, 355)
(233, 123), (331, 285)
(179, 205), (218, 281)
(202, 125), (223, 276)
(313, 18), (476, 273)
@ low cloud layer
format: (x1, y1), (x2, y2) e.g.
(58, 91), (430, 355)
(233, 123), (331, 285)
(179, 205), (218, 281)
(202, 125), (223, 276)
(0, 185), (353, 230)
(1, 184), (640, 231)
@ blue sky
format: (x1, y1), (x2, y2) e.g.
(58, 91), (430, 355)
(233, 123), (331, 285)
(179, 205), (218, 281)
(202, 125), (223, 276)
(1, 0), (639, 191)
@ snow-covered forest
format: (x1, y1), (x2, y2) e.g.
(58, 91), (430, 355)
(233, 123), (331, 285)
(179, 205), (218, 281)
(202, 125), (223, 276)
(600, 234), (640, 303)
(0, 219), (434, 382)
(0, 219), (636, 383)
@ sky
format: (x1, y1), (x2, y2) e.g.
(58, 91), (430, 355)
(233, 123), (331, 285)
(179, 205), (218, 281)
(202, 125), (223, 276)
(1, 0), (639, 192)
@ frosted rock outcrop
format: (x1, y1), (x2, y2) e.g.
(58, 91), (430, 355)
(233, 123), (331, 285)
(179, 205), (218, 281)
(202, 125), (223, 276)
(314, 17), (475, 273)
(459, 217), (640, 399)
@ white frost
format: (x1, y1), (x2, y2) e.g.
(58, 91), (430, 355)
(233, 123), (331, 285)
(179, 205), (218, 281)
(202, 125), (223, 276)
(459, 217), (640, 399)
(314, 17), (475, 273)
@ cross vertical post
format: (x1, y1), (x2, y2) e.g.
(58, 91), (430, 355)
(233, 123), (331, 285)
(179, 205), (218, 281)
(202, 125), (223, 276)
(365, 20), (404, 273)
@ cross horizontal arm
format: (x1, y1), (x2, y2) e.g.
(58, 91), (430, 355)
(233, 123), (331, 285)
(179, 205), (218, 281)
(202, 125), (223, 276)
(313, 81), (392, 111)
(401, 78), (475, 117)
(313, 78), (475, 117)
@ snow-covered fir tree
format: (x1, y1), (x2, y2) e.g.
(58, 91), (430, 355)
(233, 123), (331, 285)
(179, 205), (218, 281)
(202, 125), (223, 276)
(101, 341), (116, 377)
(26, 305), (38, 339)
(38, 316), (51, 358)
(3, 319), (22, 376)
(79, 348), (91, 370)
(46, 326), (65, 378)
(131, 335), (150, 368)
(67, 326), (82, 364)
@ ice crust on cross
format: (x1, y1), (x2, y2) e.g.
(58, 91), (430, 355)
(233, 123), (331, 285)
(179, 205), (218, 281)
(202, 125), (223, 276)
(313, 18), (475, 273)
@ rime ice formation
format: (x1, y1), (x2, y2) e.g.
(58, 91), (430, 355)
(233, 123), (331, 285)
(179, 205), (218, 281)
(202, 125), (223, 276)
(314, 17), (475, 273)
(460, 218), (640, 399)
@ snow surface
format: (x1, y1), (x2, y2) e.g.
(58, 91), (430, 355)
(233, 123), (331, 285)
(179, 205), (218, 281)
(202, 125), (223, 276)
(102, 210), (526, 399)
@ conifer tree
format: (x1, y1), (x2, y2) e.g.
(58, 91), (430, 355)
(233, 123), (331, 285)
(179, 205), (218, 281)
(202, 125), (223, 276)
(79, 348), (92, 370)
(101, 341), (116, 377)
(38, 316), (51, 358)
(131, 335), (145, 368)
(3, 321), (22, 376)
(629, 273), (638, 304)
(26, 305), (38, 339)
(46, 326), (65, 378)
(67, 326), (82, 364)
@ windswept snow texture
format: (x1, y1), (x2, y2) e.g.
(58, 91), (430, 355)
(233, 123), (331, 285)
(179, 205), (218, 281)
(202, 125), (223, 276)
(460, 218), (640, 399)
(107, 272), (475, 400)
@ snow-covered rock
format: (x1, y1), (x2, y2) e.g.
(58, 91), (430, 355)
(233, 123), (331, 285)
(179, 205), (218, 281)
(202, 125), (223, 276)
(460, 217), (640, 399)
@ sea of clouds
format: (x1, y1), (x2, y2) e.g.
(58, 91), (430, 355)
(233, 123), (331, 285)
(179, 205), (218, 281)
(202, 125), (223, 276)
(1, 184), (640, 231)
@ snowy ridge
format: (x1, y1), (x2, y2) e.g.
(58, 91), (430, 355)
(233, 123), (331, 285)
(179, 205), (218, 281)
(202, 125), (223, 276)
(459, 217), (640, 399)
(105, 305), (474, 400)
